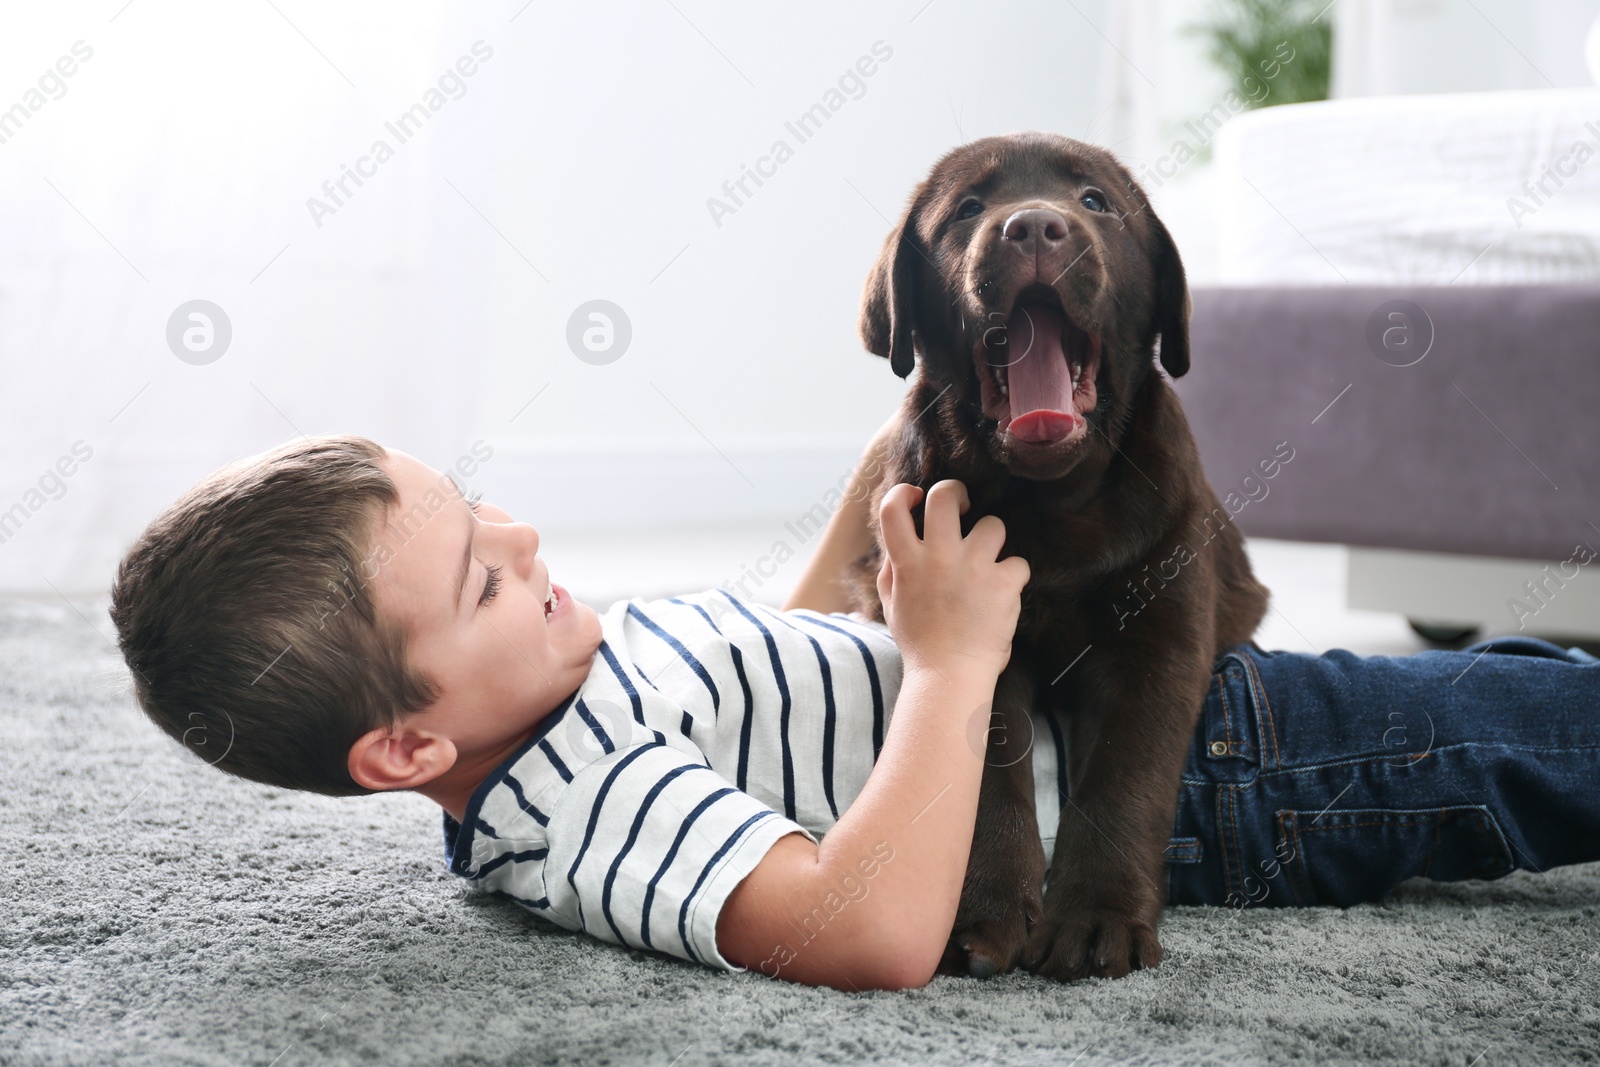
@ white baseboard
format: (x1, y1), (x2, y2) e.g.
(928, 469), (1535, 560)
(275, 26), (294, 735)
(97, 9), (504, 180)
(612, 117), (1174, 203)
(0, 445), (868, 596)
(469, 445), (865, 534)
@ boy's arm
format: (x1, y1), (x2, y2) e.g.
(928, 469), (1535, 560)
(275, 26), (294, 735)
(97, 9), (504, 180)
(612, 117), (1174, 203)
(721, 480), (1029, 990)
(782, 410), (902, 615)
(717, 664), (998, 990)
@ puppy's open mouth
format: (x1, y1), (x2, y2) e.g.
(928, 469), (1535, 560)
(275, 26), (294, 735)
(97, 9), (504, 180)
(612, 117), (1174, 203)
(976, 289), (1100, 446)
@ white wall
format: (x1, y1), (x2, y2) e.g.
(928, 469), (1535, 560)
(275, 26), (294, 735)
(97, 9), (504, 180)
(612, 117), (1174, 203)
(1332, 0), (1597, 98)
(0, 0), (1109, 595)
(4, 1), (1593, 595)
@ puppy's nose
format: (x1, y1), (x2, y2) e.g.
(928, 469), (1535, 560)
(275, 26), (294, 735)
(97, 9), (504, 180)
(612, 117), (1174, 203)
(1001, 208), (1068, 249)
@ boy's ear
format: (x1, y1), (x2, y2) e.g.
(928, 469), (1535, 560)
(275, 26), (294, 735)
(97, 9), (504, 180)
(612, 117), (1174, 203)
(348, 722), (458, 792)
(859, 189), (925, 379)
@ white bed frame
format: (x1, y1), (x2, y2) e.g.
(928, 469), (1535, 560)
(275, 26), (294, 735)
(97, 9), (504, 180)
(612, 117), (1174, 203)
(1348, 546), (1600, 641)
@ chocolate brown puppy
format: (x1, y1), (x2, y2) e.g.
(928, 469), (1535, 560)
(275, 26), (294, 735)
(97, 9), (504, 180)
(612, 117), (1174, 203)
(851, 132), (1267, 981)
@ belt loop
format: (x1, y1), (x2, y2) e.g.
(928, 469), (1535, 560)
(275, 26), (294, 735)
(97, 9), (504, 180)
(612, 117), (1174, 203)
(1237, 649), (1281, 771)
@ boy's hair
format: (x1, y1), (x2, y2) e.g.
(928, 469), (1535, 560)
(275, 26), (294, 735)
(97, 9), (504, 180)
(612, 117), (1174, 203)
(110, 435), (438, 797)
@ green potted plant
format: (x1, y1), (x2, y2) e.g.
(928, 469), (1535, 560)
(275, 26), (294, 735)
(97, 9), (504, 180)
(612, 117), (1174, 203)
(1189, 0), (1333, 110)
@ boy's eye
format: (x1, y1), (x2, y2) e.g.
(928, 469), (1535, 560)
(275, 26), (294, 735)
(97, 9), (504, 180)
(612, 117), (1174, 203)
(478, 563), (503, 607)
(466, 489), (483, 515)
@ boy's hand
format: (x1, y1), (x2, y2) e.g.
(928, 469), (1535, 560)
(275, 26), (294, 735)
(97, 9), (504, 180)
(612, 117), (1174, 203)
(876, 480), (1029, 680)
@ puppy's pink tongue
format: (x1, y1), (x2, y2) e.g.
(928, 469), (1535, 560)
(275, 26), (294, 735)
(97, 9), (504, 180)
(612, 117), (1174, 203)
(1004, 305), (1078, 443)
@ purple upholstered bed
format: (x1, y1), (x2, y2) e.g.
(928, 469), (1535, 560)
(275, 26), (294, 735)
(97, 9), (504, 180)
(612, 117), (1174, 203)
(1175, 284), (1600, 642)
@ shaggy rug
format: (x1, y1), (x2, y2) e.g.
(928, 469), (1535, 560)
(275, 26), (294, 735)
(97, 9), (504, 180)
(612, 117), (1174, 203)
(3, 598), (1597, 1066)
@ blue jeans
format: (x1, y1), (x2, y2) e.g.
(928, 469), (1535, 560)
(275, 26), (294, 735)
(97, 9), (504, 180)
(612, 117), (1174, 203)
(1165, 637), (1600, 909)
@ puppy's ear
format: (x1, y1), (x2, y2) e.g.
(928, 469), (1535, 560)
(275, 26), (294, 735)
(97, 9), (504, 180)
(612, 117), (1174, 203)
(1148, 211), (1191, 379)
(859, 201), (921, 379)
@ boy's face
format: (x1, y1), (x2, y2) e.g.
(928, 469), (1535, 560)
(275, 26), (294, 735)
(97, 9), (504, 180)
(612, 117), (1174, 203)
(370, 449), (603, 758)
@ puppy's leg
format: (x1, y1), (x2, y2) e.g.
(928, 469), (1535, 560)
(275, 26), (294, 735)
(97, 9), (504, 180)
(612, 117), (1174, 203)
(938, 660), (1046, 979)
(1025, 649), (1210, 982)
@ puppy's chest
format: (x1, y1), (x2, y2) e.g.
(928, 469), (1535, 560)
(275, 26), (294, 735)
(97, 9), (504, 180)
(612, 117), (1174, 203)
(976, 503), (1104, 581)
(989, 513), (1114, 657)
(1014, 596), (1092, 653)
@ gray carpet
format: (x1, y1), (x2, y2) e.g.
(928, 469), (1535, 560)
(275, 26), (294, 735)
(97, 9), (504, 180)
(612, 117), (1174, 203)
(3, 598), (1597, 1067)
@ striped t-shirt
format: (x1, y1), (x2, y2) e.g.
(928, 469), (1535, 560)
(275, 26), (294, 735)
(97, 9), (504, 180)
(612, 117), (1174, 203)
(440, 588), (1070, 972)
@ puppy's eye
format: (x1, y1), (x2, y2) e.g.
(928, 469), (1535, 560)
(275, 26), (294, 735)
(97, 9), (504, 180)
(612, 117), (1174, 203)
(1080, 191), (1107, 213)
(956, 199), (984, 221)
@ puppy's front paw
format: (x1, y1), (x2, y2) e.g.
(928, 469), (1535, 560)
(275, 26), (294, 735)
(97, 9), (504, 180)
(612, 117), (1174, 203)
(1023, 899), (1162, 982)
(940, 825), (1046, 979)
(941, 890), (1042, 979)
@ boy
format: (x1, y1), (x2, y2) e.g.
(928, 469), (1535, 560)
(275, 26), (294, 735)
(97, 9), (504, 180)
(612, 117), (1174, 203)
(110, 428), (1600, 991)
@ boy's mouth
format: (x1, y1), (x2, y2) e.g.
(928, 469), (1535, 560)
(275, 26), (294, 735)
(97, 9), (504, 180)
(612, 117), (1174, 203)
(544, 580), (561, 619)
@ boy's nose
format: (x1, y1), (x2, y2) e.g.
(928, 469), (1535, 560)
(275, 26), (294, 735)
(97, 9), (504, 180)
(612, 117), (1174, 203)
(511, 522), (539, 578)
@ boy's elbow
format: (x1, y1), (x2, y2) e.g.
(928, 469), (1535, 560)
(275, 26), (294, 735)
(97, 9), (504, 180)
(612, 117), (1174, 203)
(868, 963), (935, 991)
(849, 931), (940, 991)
